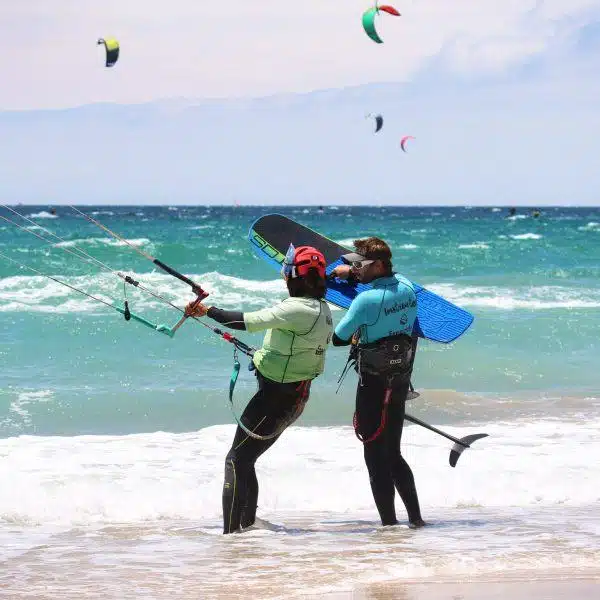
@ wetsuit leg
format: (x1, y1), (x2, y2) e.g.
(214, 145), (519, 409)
(385, 380), (423, 524)
(355, 372), (422, 526)
(355, 372), (397, 525)
(222, 375), (310, 534)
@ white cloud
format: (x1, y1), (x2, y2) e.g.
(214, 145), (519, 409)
(0, 1), (599, 109)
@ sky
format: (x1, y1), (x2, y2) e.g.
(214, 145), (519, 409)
(1, 1), (600, 205)
(2, 0), (600, 109)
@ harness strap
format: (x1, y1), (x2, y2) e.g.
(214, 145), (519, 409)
(228, 349), (310, 441)
(353, 386), (393, 444)
(290, 380), (310, 421)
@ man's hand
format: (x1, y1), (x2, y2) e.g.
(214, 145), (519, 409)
(330, 264), (352, 280)
(185, 301), (210, 318)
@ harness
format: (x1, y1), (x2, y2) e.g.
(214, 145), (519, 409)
(338, 333), (415, 444)
(229, 347), (311, 441)
(356, 333), (415, 381)
(228, 300), (326, 441)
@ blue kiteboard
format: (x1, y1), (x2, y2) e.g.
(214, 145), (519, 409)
(248, 214), (474, 343)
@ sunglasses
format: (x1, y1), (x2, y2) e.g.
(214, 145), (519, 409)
(351, 259), (375, 270)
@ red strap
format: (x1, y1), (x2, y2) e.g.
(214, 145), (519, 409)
(353, 387), (392, 444)
(286, 380), (311, 423)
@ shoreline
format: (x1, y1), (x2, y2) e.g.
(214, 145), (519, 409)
(343, 577), (600, 600)
(4, 573), (598, 600)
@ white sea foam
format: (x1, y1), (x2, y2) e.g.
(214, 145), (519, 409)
(7, 390), (54, 425)
(2, 273), (600, 313)
(458, 242), (489, 249)
(53, 237), (152, 249)
(27, 211), (57, 219)
(400, 244), (419, 250)
(1, 421), (599, 593)
(510, 233), (542, 240)
(578, 221), (599, 231)
(0, 271), (287, 313)
(334, 238), (355, 247)
(429, 283), (600, 310)
(0, 419), (598, 527)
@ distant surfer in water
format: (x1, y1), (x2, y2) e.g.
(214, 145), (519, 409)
(185, 245), (333, 534)
(330, 237), (426, 529)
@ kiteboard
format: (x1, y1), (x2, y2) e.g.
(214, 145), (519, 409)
(248, 214), (474, 343)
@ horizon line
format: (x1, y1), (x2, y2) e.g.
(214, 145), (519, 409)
(5, 203), (598, 209)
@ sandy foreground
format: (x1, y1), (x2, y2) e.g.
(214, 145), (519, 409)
(2, 570), (598, 599)
(2, 514), (598, 599)
(326, 579), (600, 600)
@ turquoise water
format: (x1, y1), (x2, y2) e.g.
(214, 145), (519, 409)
(1, 205), (599, 437)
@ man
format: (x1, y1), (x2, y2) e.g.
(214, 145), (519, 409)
(331, 236), (426, 528)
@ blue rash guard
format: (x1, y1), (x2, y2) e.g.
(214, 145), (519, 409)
(334, 274), (418, 343)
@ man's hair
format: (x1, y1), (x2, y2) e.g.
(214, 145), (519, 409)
(354, 237), (392, 272)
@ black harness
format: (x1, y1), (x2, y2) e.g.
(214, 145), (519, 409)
(338, 333), (415, 387)
(356, 333), (415, 383)
(338, 333), (416, 444)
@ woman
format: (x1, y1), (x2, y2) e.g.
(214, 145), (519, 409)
(185, 244), (333, 534)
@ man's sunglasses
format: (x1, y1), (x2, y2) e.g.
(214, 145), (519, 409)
(351, 259), (375, 270)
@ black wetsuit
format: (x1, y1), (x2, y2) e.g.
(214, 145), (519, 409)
(206, 307), (313, 534)
(222, 372), (311, 534)
(354, 371), (422, 525)
(333, 332), (423, 526)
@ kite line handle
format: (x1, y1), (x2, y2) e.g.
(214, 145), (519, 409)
(170, 293), (208, 334)
(153, 259), (208, 298)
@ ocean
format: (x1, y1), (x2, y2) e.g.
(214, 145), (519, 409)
(1, 204), (599, 598)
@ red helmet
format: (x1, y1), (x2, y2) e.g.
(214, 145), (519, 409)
(282, 244), (326, 279)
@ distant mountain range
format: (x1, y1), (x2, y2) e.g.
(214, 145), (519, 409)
(1, 67), (599, 205)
